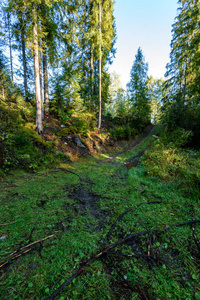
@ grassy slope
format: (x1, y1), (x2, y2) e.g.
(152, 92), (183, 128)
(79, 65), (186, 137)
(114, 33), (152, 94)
(0, 131), (200, 300)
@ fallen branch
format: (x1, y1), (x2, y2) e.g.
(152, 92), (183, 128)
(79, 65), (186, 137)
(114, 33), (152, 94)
(0, 221), (18, 227)
(107, 201), (163, 243)
(0, 249), (32, 269)
(0, 233), (58, 270)
(48, 230), (150, 300)
(48, 219), (200, 300)
(10, 233), (56, 256)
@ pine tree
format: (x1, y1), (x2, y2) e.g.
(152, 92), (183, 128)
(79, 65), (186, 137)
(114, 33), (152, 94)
(163, 0), (200, 145)
(127, 47), (150, 127)
(147, 76), (164, 124)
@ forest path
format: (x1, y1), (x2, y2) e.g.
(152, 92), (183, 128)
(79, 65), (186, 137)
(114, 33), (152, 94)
(98, 124), (155, 164)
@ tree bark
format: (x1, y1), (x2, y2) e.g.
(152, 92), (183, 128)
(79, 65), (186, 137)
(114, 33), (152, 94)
(33, 4), (43, 134)
(90, 45), (94, 111)
(42, 40), (49, 115)
(7, 13), (14, 85)
(98, 0), (102, 129)
(21, 20), (28, 101)
(39, 47), (44, 119)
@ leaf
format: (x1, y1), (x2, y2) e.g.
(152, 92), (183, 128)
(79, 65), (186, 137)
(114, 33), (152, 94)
(28, 282), (33, 288)
(192, 274), (197, 280)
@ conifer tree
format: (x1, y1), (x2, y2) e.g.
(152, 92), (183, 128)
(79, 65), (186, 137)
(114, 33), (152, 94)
(163, 0), (200, 145)
(127, 47), (150, 127)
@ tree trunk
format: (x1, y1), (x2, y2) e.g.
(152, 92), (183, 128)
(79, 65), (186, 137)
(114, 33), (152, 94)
(39, 47), (44, 119)
(42, 40), (49, 115)
(98, 0), (102, 129)
(21, 21), (28, 101)
(90, 45), (94, 111)
(7, 13), (14, 85)
(33, 4), (43, 134)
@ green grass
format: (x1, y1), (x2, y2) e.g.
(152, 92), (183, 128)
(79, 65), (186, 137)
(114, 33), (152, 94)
(0, 133), (200, 299)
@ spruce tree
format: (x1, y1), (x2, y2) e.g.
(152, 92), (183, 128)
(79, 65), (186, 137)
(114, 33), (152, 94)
(127, 47), (150, 127)
(164, 0), (200, 145)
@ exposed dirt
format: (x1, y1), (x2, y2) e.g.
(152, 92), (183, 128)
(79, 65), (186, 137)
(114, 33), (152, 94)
(43, 115), (114, 160)
(43, 116), (156, 163)
(66, 184), (108, 232)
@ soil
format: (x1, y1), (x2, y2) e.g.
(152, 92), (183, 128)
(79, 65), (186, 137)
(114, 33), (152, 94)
(43, 115), (114, 160)
(68, 185), (108, 232)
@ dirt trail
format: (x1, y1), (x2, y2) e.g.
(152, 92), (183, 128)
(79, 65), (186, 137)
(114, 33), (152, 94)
(98, 125), (155, 164)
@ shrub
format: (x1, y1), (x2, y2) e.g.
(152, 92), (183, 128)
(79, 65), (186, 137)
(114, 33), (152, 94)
(58, 111), (96, 137)
(144, 138), (200, 194)
(1, 127), (61, 171)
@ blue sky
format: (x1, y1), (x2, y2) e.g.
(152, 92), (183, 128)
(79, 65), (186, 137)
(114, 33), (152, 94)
(109, 0), (178, 88)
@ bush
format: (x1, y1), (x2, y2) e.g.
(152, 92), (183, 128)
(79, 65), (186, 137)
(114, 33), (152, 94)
(144, 138), (200, 194)
(58, 111), (96, 137)
(162, 128), (192, 148)
(1, 127), (63, 171)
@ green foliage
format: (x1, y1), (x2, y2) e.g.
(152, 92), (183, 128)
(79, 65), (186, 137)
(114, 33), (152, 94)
(110, 125), (133, 140)
(147, 76), (164, 124)
(1, 127), (67, 171)
(127, 47), (151, 128)
(163, 1), (200, 148)
(144, 136), (200, 194)
(58, 111), (96, 137)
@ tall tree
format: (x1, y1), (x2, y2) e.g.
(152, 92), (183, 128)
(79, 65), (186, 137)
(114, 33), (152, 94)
(98, 0), (102, 128)
(147, 76), (164, 124)
(33, 3), (42, 133)
(127, 47), (150, 127)
(163, 0), (200, 145)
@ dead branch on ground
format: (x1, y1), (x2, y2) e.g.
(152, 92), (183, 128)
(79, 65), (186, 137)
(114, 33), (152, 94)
(48, 219), (200, 300)
(0, 233), (58, 270)
(107, 201), (163, 243)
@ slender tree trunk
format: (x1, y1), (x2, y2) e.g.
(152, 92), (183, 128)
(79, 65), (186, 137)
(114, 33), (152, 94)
(7, 13), (14, 85)
(39, 48), (44, 119)
(2, 86), (5, 101)
(90, 45), (94, 111)
(21, 21), (28, 101)
(183, 61), (187, 103)
(98, 0), (102, 129)
(42, 40), (49, 115)
(33, 4), (43, 134)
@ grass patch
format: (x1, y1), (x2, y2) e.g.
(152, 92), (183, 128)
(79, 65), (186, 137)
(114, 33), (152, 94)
(0, 133), (200, 299)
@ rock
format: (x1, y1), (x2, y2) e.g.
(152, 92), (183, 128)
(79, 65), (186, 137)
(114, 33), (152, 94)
(0, 235), (7, 240)
(73, 135), (85, 148)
